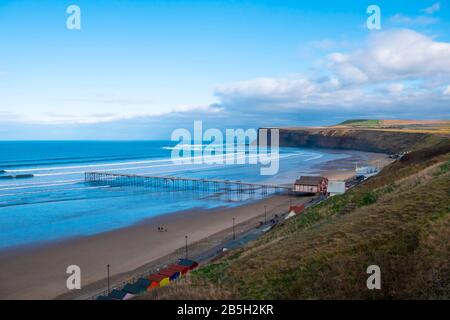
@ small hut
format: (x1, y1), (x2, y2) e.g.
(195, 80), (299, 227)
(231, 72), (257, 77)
(158, 268), (180, 281)
(109, 289), (134, 300)
(134, 278), (152, 291)
(122, 283), (146, 295)
(148, 274), (170, 287)
(146, 277), (160, 289)
(285, 205), (305, 220)
(168, 264), (190, 276)
(178, 259), (199, 270)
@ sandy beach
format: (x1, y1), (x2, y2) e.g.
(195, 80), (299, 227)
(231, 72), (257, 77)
(0, 195), (304, 299)
(318, 149), (390, 181)
(0, 150), (388, 300)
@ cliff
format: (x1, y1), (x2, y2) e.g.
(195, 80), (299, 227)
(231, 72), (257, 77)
(273, 128), (435, 154)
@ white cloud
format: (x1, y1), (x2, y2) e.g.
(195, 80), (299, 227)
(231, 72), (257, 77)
(172, 104), (222, 113)
(328, 53), (349, 63)
(422, 2), (441, 14)
(329, 29), (450, 83)
(389, 3), (441, 27)
(387, 83), (405, 94)
(389, 14), (439, 26)
(213, 29), (450, 118)
(330, 63), (369, 85)
(12, 103), (222, 125)
(215, 77), (317, 103)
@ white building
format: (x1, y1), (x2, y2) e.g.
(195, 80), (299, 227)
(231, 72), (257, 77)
(356, 166), (378, 179)
(327, 181), (346, 196)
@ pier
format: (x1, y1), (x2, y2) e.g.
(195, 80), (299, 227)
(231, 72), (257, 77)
(85, 172), (290, 195)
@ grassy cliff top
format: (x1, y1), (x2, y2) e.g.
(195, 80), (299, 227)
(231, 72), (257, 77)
(337, 119), (381, 127)
(335, 119), (450, 133)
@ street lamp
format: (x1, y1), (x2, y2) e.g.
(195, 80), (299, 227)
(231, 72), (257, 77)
(106, 264), (110, 295)
(264, 205), (267, 224)
(185, 235), (188, 259)
(232, 217), (236, 240)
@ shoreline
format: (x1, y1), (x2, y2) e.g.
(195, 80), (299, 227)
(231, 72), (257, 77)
(0, 149), (389, 299)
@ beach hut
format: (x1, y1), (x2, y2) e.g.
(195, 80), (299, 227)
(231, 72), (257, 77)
(285, 205), (305, 220)
(158, 268), (180, 281)
(178, 259), (199, 270)
(122, 283), (146, 295)
(168, 264), (190, 276)
(134, 277), (152, 291)
(109, 289), (135, 300)
(148, 274), (170, 287)
(146, 278), (160, 289)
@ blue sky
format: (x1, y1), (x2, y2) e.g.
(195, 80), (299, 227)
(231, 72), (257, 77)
(0, 0), (449, 139)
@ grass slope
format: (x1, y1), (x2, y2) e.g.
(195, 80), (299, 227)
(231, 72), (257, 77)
(338, 119), (381, 127)
(142, 139), (450, 300)
(336, 119), (450, 135)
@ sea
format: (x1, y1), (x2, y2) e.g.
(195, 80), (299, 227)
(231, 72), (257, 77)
(0, 141), (352, 250)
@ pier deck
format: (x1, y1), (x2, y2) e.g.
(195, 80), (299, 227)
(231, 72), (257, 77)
(85, 172), (290, 195)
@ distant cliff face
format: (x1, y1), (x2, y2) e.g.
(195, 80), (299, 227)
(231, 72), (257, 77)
(272, 128), (432, 154)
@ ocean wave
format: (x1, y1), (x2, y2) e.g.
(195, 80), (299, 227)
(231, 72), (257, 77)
(0, 181), (81, 192)
(303, 153), (323, 162)
(0, 179), (82, 189)
(0, 184), (111, 198)
(163, 143), (248, 151)
(0, 154), (161, 169)
(4, 151), (307, 179)
(6, 151), (250, 174)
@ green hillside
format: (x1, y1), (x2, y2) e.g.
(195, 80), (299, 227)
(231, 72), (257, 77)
(141, 136), (450, 300)
(338, 119), (381, 127)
